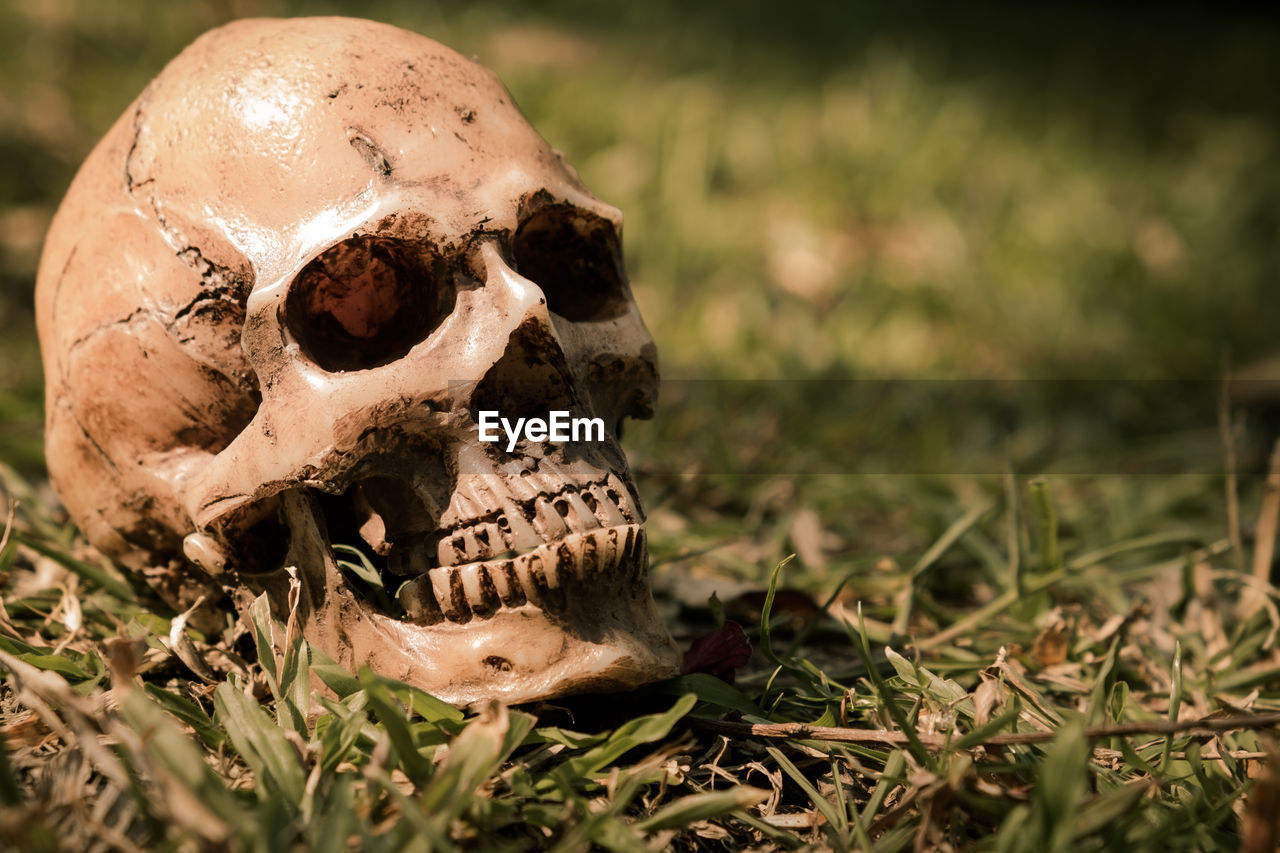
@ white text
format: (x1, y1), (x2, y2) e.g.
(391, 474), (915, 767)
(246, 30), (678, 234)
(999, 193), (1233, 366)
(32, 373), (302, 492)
(478, 410), (605, 452)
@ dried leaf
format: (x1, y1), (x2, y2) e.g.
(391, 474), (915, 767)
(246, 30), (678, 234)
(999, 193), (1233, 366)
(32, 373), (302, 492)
(726, 588), (820, 630)
(682, 621), (752, 683)
(788, 507), (827, 571)
(973, 677), (1003, 728)
(0, 711), (51, 748)
(58, 583), (81, 635)
(1031, 619), (1070, 668)
(103, 636), (146, 687)
(1244, 744), (1280, 853)
(167, 596), (220, 684)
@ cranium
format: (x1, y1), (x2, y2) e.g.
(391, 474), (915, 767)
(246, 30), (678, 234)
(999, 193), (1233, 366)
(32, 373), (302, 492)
(35, 17), (679, 704)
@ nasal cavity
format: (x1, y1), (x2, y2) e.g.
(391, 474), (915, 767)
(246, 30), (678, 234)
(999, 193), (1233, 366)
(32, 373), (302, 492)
(469, 317), (578, 427)
(285, 236), (454, 372)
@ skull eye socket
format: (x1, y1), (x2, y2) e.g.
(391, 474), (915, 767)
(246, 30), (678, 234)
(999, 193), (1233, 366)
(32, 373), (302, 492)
(513, 205), (629, 322)
(285, 236), (453, 372)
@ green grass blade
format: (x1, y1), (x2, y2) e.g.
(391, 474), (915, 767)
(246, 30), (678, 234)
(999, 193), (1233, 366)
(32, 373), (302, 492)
(247, 593), (281, 700)
(142, 682), (224, 748)
(359, 669), (436, 786)
(670, 672), (764, 717)
(759, 555), (795, 667)
(309, 645), (362, 698)
(545, 694), (697, 792)
(767, 745), (847, 840)
(1032, 719), (1089, 853)
(636, 786), (768, 832)
(213, 681), (307, 807)
(846, 606), (934, 769)
(10, 530), (137, 602)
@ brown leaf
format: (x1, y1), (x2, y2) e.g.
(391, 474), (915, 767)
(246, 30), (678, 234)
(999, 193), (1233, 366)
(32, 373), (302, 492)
(167, 596), (220, 684)
(973, 677), (1003, 728)
(788, 508), (827, 571)
(682, 621), (752, 683)
(103, 636), (147, 687)
(691, 821), (731, 840)
(0, 711), (53, 748)
(1031, 618), (1071, 668)
(726, 588), (820, 630)
(1243, 743), (1280, 853)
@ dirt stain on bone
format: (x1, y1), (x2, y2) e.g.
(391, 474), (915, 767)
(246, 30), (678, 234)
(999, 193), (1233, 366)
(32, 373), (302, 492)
(348, 128), (392, 176)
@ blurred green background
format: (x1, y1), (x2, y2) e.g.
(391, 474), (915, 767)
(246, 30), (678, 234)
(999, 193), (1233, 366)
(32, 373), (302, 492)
(2, 1), (1278, 589)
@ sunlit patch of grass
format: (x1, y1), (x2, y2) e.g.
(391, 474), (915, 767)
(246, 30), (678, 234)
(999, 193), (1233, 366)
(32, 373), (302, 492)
(3, 447), (1280, 849)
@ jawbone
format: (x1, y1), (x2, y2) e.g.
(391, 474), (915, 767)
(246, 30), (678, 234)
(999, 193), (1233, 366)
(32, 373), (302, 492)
(272, 488), (680, 706)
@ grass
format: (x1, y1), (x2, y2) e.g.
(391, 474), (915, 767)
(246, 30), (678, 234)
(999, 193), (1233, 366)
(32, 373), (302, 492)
(3, 0), (1280, 849)
(4, 456), (1280, 850)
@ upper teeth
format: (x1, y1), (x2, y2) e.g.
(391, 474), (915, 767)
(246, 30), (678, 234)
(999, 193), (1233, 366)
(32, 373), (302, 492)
(384, 471), (639, 575)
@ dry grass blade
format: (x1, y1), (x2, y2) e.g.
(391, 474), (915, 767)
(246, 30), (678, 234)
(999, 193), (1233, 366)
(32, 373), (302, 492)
(1241, 437), (1280, 620)
(165, 595), (220, 683)
(0, 495), (14, 558)
(690, 712), (1280, 750)
(1220, 379), (1246, 575)
(0, 649), (130, 789)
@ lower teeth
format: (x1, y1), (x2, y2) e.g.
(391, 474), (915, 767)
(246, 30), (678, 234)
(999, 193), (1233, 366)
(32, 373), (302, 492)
(394, 524), (644, 624)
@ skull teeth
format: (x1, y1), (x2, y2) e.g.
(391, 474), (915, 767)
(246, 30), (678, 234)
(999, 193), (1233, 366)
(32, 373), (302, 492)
(388, 473), (640, 575)
(363, 465), (647, 624)
(396, 524), (646, 624)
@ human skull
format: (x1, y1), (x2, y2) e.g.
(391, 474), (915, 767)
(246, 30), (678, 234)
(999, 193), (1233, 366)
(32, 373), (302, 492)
(35, 17), (680, 705)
